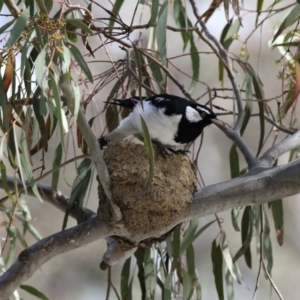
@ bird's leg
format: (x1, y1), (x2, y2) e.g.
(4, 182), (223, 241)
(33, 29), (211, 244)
(152, 140), (170, 158)
(168, 149), (190, 155)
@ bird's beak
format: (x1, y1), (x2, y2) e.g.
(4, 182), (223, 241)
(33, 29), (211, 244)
(211, 119), (225, 126)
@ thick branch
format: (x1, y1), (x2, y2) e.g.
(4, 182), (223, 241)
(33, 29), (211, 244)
(258, 130), (300, 167)
(1, 159), (300, 297)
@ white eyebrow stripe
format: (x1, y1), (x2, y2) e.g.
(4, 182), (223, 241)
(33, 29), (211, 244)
(196, 106), (211, 114)
(186, 106), (202, 122)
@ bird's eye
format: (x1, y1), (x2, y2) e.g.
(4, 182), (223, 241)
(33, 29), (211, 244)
(201, 112), (206, 118)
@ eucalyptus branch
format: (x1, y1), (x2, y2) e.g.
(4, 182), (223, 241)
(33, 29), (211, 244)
(121, 46), (156, 95)
(3, 0), (19, 18)
(258, 130), (300, 167)
(213, 121), (257, 170)
(0, 175), (96, 219)
(264, 114), (296, 135)
(60, 74), (122, 223)
(188, 0), (244, 131)
(1, 158), (300, 297)
(34, 0), (48, 15)
(141, 50), (197, 102)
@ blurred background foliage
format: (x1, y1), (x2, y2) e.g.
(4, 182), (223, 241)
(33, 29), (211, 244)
(0, 0), (300, 299)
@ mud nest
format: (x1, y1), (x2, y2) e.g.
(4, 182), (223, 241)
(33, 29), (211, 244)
(97, 142), (197, 235)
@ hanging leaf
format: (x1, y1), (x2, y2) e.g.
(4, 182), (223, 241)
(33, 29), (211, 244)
(270, 199), (284, 246)
(134, 248), (146, 299)
(52, 143), (63, 191)
(121, 257), (132, 300)
(140, 116), (155, 188)
(20, 285), (49, 300)
(68, 43), (93, 82)
(5, 8), (28, 47)
(255, 0), (264, 26)
(147, 0), (159, 27)
(67, 19), (93, 35)
(35, 46), (48, 94)
(220, 233), (245, 286)
(211, 238), (224, 300)
(144, 248), (156, 300)
(263, 212), (273, 275)
(108, 0), (124, 32)
(272, 4), (300, 42)
(157, 1), (168, 65)
(229, 146), (239, 178)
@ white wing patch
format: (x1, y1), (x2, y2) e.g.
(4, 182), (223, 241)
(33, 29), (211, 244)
(196, 106), (211, 115)
(154, 97), (169, 102)
(186, 106), (202, 122)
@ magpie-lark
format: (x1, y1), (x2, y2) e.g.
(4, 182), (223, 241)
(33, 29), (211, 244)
(99, 94), (220, 152)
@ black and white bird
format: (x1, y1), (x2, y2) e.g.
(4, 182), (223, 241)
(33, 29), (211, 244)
(99, 94), (220, 152)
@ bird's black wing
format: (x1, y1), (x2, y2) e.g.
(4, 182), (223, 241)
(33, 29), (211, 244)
(145, 94), (191, 116)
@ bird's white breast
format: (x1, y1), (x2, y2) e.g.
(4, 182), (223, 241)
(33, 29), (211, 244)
(130, 101), (182, 146)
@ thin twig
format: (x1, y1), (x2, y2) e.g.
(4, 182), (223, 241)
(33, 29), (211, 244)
(264, 114), (296, 135)
(189, 0), (245, 131)
(262, 260), (284, 300)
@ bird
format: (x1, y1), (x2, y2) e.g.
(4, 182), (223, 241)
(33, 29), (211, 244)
(99, 94), (220, 154)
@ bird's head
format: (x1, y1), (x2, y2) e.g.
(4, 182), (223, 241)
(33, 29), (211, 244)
(185, 104), (221, 127)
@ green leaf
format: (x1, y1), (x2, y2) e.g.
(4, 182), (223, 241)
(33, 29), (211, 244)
(147, 0), (159, 27)
(263, 212), (273, 274)
(20, 285), (49, 300)
(225, 266), (234, 300)
(188, 39), (200, 94)
(121, 257), (132, 300)
(273, 4), (300, 42)
(67, 19), (93, 35)
(180, 219), (216, 255)
(148, 57), (165, 87)
(222, 19), (240, 50)
(173, 0), (192, 50)
(256, 101), (265, 156)
(163, 273), (172, 300)
(0, 19), (14, 35)
(35, 46), (48, 93)
(157, 1), (168, 65)
(52, 143), (63, 190)
(109, 0), (124, 32)
(50, 74), (67, 149)
(0, 73), (9, 131)
(211, 239), (224, 300)
(231, 207), (241, 231)
(5, 8), (28, 47)
(132, 44), (143, 100)
(233, 207), (252, 268)
(140, 116), (155, 188)
(0, 161), (13, 201)
(182, 270), (193, 300)
(144, 248), (156, 300)
(229, 146), (239, 178)
(171, 227), (183, 286)
(255, 0), (264, 26)
(62, 158), (92, 229)
(68, 43), (93, 82)
(220, 233), (245, 285)
(180, 219), (199, 255)
(106, 105), (119, 132)
(20, 131), (43, 202)
(270, 199), (284, 246)
(134, 248), (146, 299)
